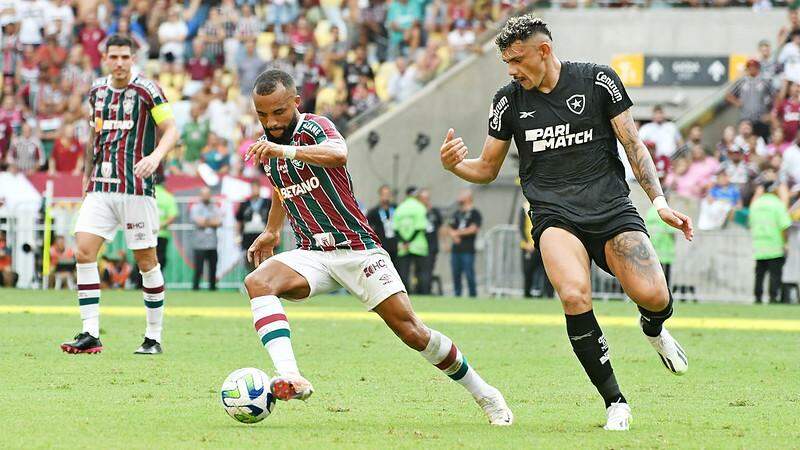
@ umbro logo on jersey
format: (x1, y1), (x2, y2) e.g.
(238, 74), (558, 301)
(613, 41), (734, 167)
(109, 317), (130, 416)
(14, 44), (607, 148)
(566, 94), (585, 115)
(519, 111), (536, 119)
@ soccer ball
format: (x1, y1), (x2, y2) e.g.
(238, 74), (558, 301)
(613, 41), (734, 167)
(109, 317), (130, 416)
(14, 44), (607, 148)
(220, 368), (276, 423)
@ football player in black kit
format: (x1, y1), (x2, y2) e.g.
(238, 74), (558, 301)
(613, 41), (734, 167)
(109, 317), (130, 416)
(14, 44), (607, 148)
(440, 15), (693, 431)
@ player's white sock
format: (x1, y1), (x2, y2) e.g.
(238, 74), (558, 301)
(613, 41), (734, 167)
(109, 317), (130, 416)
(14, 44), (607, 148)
(76, 262), (101, 338)
(251, 295), (299, 376)
(420, 329), (495, 399)
(141, 264), (165, 342)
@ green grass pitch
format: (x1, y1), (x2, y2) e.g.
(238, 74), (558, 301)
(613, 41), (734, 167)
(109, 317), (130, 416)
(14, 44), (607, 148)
(1, 289), (799, 449)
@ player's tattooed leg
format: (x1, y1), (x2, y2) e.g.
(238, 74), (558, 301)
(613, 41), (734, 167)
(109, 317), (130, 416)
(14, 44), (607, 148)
(605, 231), (670, 312)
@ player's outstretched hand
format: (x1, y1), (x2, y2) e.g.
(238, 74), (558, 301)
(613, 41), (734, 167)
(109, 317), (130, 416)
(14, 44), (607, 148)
(133, 154), (160, 179)
(440, 128), (468, 171)
(248, 229), (281, 267)
(659, 207), (694, 241)
(245, 139), (284, 164)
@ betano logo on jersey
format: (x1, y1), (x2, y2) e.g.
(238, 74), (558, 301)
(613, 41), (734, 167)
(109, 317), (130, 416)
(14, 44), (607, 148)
(279, 176), (321, 199)
(94, 118), (135, 132)
(525, 123), (594, 152)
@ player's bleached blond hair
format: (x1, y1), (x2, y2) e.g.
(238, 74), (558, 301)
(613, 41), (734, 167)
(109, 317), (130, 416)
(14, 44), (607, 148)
(495, 14), (552, 52)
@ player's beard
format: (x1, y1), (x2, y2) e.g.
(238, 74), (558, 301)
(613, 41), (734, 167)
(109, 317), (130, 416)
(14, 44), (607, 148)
(264, 113), (300, 145)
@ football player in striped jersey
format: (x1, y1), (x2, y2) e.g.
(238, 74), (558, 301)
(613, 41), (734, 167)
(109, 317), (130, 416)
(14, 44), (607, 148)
(242, 69), (513, 425)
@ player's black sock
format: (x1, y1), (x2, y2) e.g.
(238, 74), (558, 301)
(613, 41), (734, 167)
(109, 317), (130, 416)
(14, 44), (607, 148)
(565, 310), (625, 408)
(639, 292), (674, 337)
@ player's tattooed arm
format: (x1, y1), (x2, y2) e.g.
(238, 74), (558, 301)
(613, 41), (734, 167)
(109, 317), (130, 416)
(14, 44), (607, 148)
(440, 128), (511, 184)
(610, 109), (664, 201)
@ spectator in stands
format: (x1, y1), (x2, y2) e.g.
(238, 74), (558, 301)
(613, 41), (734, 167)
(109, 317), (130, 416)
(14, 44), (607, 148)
(418, 187), (442, 295)
(726, 59), (775, 140)
(780, 29), (800, 85)
(665, 145), (718, 199)
(721, 145), (756, 187)
(191, 187), (222, 291)
(757, 39), (780, 89)
(675, 124), (703, 159)
(0, 230), (17, 287)
(646, 140), (671, 186)
(184, 40), (214, 97)
(344, 46), (374, 100)
(155, 175), (178, 271)
(778, 6), (800, 46)
(198, 7), (225, 66)
(766, 127), (791, 157)
(388, 55), (422, 102)
(236, 180), (270, 268)
(101, 251), (133, 290)
(180, 103), (209, 175)
(717, 124), (737, 158)
(49, 235), (76, 290)
(449, 189), (481, 298)
(158, 6), (189, 63)
(447, 18), (476, 62)
(394, 186), (430, 294)
(0, 111), (12, 171)
(733, 119), (767, 158)
(200, 133), (231, 176)
(638, 104), (682, 158)
(780, 139), (800, 187)
(709, 169), (741, 207)
(385, 0), (423, 59)
(367, 185), (398, 264)
(48, 124), (82, 175)
(772, 81), (800, 144)
(46, 0), (74, 47)
(749, 180), (792, 304)
(236, 39), (267, 95)
(78, 12), (105, 71)
(7, 121), (43, 175)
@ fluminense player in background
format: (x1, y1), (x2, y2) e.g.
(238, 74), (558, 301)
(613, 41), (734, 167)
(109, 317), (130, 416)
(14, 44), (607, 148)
(440, 15), (693, 430)
(61, 34), (178, 355)
(242, 69), (513, 425)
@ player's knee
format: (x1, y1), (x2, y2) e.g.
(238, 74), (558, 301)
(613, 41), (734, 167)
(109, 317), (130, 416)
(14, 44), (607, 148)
(393, 316), (429, 351)
(633, 285), (670, 310)
(244, 269), (280, 298)
(558, 284), (592, 311)
(75, 246), (98, 264)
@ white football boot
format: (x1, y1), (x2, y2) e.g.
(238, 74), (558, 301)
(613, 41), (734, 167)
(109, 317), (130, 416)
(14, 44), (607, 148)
(603, 401), (631, 431)
(269, 374), (315, 401)
(646, 327), (688, 375)
(475, 387), (514, 426)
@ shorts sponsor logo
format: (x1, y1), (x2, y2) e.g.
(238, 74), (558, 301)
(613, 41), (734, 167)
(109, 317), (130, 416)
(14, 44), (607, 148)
(134, 232), (146, 241)
(595, 71), (623, 103)
(379, 273), (394, 285)
(363, 259), (387, 278)
(279, 176), (320, 199)
(126, 222), (145, 230)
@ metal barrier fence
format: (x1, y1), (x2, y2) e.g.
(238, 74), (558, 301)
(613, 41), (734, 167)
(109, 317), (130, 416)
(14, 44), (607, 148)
(0, 197), (296, 290)
(485, 224), (800, 304)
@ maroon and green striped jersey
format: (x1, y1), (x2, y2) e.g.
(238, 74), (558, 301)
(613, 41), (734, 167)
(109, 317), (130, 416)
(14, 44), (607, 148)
(266, 113), (381, 251)
(87, 74), (170, 197)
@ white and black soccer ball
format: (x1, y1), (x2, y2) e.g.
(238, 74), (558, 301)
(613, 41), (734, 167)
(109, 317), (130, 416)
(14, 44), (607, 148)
(220, 368), (276, 424)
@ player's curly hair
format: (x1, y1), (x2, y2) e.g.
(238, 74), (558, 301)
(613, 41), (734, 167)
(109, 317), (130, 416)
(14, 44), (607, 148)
(495, 14), (552, 52)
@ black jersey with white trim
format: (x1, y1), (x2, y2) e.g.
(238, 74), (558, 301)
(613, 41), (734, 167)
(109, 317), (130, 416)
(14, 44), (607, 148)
(488, 61), (634, 224)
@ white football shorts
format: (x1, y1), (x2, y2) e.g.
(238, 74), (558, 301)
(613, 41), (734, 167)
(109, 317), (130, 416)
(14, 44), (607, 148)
(269, 247), (406, 310)
(74, 192), (159, 250)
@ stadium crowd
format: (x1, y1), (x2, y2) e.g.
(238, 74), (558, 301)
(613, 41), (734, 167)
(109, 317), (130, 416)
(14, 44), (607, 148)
(0, 0), (527, 179)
